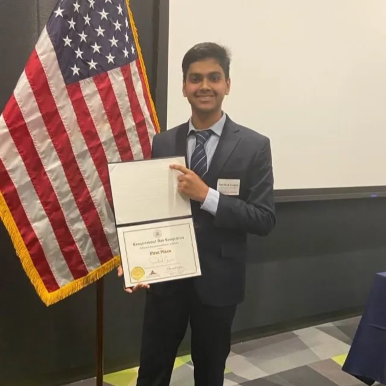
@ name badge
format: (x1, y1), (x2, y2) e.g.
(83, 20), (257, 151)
(217, 179), (240, 195)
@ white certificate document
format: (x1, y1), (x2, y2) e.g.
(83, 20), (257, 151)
(117, 218), (201, 287)
(108, 157), (191, 225)
(108, 157), (201, 287)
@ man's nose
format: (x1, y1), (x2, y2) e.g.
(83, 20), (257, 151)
(201, 78), (210, 90)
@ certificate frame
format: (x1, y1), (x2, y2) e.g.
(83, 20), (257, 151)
(107, 156), (201, 288)
(117, 217), (201, 288)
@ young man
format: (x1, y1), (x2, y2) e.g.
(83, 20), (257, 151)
(118, 42), (276, 386)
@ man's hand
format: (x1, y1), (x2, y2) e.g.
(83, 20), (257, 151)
(117, 265), (150, 294)
(170, 164), (209, 202)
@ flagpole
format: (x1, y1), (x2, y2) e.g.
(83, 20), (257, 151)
(96, 277), (104, 386)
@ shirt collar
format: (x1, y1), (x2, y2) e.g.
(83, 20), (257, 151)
(188, 112), (226, 137)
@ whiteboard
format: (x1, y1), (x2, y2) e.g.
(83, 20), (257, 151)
(166, 0), (386, 190)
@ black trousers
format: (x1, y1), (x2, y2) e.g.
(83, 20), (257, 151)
(136, 281), (237, 386)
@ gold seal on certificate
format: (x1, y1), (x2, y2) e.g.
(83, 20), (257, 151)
(108, 157), (201, 289)
(131, 267), (145, 281)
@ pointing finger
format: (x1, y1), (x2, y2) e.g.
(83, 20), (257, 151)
(170, 164), (190, 174)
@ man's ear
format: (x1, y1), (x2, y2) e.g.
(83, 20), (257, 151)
(226, 78), (231, 95)
(182, 81), (187, 97)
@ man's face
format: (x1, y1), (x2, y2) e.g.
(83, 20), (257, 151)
(183, 58), (230, 115)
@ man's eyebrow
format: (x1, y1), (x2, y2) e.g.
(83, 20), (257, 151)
(188, 71), (222, 76)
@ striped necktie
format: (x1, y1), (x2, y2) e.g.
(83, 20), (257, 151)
(190, 130), (213, 178)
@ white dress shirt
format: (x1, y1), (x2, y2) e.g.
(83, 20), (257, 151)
(187, 113), (226, 216)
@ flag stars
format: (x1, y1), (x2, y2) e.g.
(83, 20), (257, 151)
(50, 0), (136, 82)
(63, 35), (72, 47)
(75, 48), (83, 58)
(68, 18), (76, 30)
(78, 31), (88, 43)
(91, 42), (102, 53)
(73, 1), (80, 12)
(84, 14), (91, 25)
(99, 9), (109, 20)
(110, 36), (118, 47)
(88, 59), (97, 70)
(96, 26), (105, 37)
(106, 53), (115, 64)
(71, 64), (80, 76)
(114, 20), (122, 31)
(54, 7), (64, 18)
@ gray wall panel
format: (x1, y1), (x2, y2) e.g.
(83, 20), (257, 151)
(0, 0), (38, 111)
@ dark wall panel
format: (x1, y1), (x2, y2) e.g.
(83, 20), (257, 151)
(0, 0), (38, 111)
(235, 198), (386, 331)
(129, 0), (155, 89)
(38, 0), (57, 32)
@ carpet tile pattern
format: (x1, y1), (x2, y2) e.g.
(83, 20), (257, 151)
(65, 316), (376, 386)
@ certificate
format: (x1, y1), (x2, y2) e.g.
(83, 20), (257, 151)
(108, 157), (201, 288)
(117, 218), (200, 287)
(108, 156), (191, 224)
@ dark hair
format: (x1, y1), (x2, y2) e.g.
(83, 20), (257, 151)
(182, 42), (231, 81)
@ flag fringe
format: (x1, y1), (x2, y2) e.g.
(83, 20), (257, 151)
(126, 0), (160, 133)
(47, 254), (121, 306)
(0, 191), (47, 300)
(0, 191), (121, 306)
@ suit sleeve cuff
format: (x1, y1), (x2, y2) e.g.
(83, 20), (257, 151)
(200, 188), (220, 216)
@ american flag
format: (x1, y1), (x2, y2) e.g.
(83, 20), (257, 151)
(0, 0), (159, 305)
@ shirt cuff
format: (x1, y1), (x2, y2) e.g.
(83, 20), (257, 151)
(200, 188), (220, 216)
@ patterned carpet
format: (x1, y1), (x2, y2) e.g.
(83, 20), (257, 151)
(66, 316), (371, 386)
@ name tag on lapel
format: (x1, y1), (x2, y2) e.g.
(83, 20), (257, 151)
(217, 179), (240, 195)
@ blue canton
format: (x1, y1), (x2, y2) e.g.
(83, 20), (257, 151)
(47, 0), (137, 85)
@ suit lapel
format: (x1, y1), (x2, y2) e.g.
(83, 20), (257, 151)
(204, 117), (241, 186)
(175, 121), (189, 164)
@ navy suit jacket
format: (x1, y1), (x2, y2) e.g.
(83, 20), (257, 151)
(149, 115), (276, 306)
